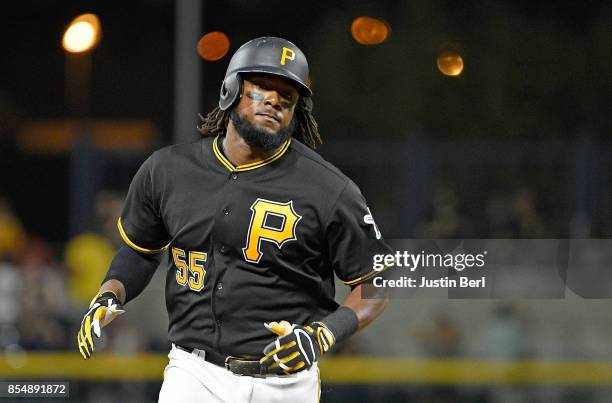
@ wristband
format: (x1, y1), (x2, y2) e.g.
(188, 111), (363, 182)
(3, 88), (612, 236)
(317, 306), (359, 346)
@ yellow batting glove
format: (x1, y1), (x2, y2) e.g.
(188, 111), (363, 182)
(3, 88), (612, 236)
(260, 320), (335, 374)
(264, 320), (294, 337)
(77, 292), (125, 359)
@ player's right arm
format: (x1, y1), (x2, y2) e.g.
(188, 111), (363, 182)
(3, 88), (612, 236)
(77, 153), (170, 359)
(77, 245), (162, 359)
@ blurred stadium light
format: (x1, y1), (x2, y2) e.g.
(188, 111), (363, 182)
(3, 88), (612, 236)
(197, 31), (231, 61)
(437, 51), (464, 77)
(62, 14), (101, 54)
(351, 16), (391, 45)
(62, 14), (104, 236)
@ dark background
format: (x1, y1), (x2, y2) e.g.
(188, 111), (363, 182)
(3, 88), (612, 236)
(2, 0), (611, 242)
(1, 1), (611, 402)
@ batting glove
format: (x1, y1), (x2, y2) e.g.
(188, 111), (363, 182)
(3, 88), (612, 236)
(260, 320), (335, 374)
(77, 291), (125, 359)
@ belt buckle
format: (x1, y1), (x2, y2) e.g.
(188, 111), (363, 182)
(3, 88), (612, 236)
(224, 355), (238, 371)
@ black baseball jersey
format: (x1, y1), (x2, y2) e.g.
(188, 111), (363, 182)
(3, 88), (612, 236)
(118, 135), (386, 357)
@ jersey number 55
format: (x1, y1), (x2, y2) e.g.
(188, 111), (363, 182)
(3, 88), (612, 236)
(172, 247), (207, 292)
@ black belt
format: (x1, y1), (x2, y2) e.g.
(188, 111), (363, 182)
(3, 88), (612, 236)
(175, 344), (269, 377)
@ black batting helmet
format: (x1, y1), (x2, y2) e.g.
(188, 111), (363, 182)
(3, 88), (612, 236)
(218, 37), (312, 111)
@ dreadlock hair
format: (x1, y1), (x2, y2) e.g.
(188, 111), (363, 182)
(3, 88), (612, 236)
(197, 97), (322, 149)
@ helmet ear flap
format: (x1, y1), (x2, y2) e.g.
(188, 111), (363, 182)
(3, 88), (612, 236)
(219, 74), (242, 110)
(220, 81), (229, 98)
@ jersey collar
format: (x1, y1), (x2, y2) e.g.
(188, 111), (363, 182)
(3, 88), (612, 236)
(212, 136), (291, 172)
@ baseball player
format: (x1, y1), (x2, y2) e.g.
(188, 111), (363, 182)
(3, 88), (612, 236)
(77, 37), (388, 402)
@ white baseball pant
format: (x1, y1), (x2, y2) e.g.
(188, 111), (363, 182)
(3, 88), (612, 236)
(158, 344), (320, 403)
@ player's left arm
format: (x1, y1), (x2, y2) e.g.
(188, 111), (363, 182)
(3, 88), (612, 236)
(261, 180), (389, 374)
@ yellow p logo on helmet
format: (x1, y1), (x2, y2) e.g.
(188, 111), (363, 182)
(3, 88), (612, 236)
(280, 47), (295, 65)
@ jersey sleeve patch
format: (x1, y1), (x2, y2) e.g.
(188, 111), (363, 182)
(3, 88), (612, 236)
(326, 180), (391, 286)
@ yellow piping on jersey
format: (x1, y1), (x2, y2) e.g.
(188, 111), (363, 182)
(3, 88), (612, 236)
(213, 136), (291, 172)
(343, 256), (396, 286)
(342, 269), (381, 286)
(117, 218), (169, 254)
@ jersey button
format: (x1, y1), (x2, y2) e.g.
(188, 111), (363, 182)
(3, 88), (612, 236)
(231, 173), (238, 180)
(222, 208), (230, 215)
(220, 245), (227, 254)
(217, 282), (223, 290)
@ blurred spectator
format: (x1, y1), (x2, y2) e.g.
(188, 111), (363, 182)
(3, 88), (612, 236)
(64, 233), (115, 304)
(481, 303), (526, 360)
(414, 310), (463, 357)
(481, 303), (531, 403)
(94, 190), (124, 248)
(0, 261), (23, 348)
(485, 188), (545, 238)
(0, 196), (26, 261)
(14, 237), (72, 350)
(418, 186), (474, 238)
(64, 190), (123, 305)
(510, 188), (545, 238)
(413, 309), (465, 403)
(485, 192), (515, 237)
(0, 197), (26, 351)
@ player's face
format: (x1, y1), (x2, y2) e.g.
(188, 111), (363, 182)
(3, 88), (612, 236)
(237, 73), (299, 134)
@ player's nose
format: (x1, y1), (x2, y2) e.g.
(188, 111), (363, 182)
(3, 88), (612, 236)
(263, 90), (282, 110)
